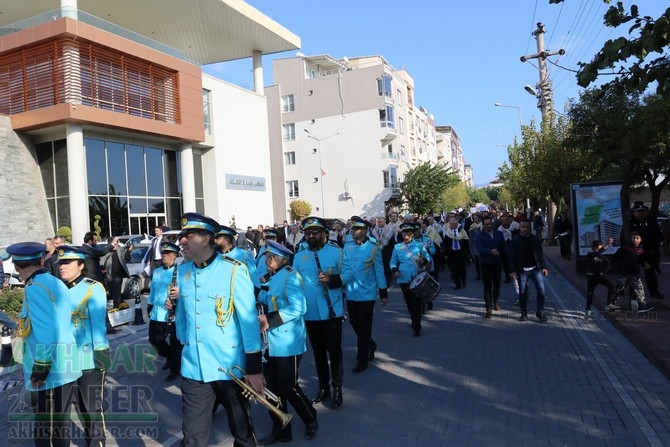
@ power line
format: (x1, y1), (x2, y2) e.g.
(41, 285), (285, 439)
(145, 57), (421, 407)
(526, 0), (539, 54)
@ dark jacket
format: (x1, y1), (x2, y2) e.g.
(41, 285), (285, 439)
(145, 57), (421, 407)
(612, 244), (645, 276)
(586, 248), (611, 275)
(80, 243), (113, 284)
(474, 229), (506, 265)
(508, 233), (546, 273)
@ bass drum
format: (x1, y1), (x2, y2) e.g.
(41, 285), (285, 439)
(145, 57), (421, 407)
(408, 271), (441, 302)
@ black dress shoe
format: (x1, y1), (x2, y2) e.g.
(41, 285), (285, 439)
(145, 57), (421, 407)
(413, 328), (421, 337)
(258, 431), (293, 445)
(162, 360), (170, 370)
(352, 364), (367, 373)
(332, 387), (343, 408)
(106, 327), (120, 335)
(305, 418), (318, 440)
(368, 342), (377, 361)
(311, 388), (330, 404)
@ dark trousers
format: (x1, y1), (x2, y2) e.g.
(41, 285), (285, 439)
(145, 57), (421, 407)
(263, 354), (316, 433)
(32, 382), (75, 447)
(305, 318), (343, 389)
(559, 236), (571, 259)
(346, 300), (376, 367)
(586, 274), (615, 309)
(446, 250), (467, 287)
(110, 277), (125, 309)
(400, 283), (422, 332)
(149, 320), (182, 374)
(431, 245), (442, 280)
(76, 368), (106, 447)
(481, 263), (502, 310)
(381, 243), (395, 286)
(181, 377), (255, 447)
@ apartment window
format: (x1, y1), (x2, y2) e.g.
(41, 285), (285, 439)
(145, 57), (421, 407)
(203, 89), (212, 135)
(377, 74), (392, 97)
(396, 89), (403, 106)
(283, 123), (296, 141)
(281, 95), (295, 113)
(287, 180), (300, 198)
(379, 105), (395, 128)
(285, 151), (296, 165)
(398, 117), (404, 134)
(400, 145), (406, 161)
(383, 167), (398, 188)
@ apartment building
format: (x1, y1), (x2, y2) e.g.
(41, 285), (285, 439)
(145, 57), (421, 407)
(266, 54), (451, 223)
(0, 0), (299, 244)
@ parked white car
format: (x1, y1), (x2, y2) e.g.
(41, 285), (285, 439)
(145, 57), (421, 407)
(0, 247), (24, 288)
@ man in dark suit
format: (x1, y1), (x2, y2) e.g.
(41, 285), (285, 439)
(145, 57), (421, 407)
(80, 231), (117, 333)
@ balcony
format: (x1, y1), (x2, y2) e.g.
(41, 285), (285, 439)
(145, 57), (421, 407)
(380, 124), (396, 145)
(381, 152), (400, 166)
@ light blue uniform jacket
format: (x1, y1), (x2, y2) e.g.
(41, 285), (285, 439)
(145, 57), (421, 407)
(67, 276), (110, 371)
(224, 247), (260, 288)
(148, 264), (176, 322)
(175, 255), (261, 382)
(293, 243), (352, 320)
(19, 270), (82, 391)
(258, 266), (307, 357)
(390, 240), (432, 284)
(342, 238), (387, 301)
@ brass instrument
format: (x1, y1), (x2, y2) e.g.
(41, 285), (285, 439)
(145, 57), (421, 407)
(256, 303), (269, 363)
(220, 366), (292, 429)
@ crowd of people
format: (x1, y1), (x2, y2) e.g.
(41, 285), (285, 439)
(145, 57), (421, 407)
(7, 199), (666, 446)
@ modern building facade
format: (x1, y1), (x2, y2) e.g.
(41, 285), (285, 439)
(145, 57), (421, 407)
(0, 0), (299, 244)
(267, 54), (463, 223)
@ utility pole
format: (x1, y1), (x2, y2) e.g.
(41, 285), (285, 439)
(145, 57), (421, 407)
(520, 22), (564, 242)
(520, 22), (565, 122)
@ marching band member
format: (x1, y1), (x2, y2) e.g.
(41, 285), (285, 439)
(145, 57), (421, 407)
(256, 228), (279, 288)
(390, 223), (432, 337)
(10, 242), (82, 447)
(257, 240), (318, 444)
(146, 242), (182, 382)
(172, 212), (264, 446)
(292, 217), (352, 409)
(342, 216), (388, 373)
(215, 225), (260, 289)
(58, 245), (110, 447)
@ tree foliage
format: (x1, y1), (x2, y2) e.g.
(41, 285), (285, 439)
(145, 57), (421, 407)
(398, 162), (460, 215)
(550, 1), (670, 96)
(441, 183), (469, 213)
(289, 200), (312, 222)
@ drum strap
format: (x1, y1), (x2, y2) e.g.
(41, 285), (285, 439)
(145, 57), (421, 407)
(402, 242), (423, 271)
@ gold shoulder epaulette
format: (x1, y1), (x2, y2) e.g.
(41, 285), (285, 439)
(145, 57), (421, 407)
(83, 278), (97, 285)
(222, 256), (242, 266)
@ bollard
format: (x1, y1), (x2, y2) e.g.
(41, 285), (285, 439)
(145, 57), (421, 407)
(0, 326), (14, 367)
(132, 296), (145, 325)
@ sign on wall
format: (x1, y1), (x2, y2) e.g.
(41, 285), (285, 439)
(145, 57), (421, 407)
(225, 174), (266, 191)
(571, 181), (623, 257)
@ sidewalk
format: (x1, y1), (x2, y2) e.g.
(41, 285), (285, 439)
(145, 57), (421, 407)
(543, 242), (670, 379)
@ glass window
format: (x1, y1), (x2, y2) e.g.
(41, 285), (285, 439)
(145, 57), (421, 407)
(108, 195), (129, 236)
(398, 117), (404, 134)
(53, 139), (68, 198)
(86, 139), (108, 195)
(281, 95), (295, 113)
(285, 151), (296, 165)
(377, 74), (392, 97)
(89, 196), (110, 238)
(129, 197), (148, 214)
(379, 105), (395, 128)
(146, 147), (164, 197)
(396, 89), (403, 106)
(126, 144), (146, 196)
(164, 150), (180, 197)
(36, 141), (55, 198)
(283, 123), (296, 141)
(203, 89), (212, 134)
(287, 180), (299, 198)
(107, 141), (127, 196)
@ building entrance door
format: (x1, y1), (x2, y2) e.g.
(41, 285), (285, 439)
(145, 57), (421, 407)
(129, 214), (165, 237)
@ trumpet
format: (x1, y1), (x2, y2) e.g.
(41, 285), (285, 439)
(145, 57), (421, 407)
(220, 365), (292, 429)
(256, 302), (269, 363)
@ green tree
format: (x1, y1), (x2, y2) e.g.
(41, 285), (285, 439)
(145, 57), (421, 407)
(398, 163), (460, 215)
(467, 187), (489, 206)
(289, 200), (312, 222)
(550, 1), (670, 97)
(441, 183), (469, 212)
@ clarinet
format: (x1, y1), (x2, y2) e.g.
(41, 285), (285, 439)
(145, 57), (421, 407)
(166, 263), (178, 326)
(312, 250), (337, 319)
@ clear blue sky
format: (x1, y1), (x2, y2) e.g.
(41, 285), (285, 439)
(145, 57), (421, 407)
(204, 0), (665, 186)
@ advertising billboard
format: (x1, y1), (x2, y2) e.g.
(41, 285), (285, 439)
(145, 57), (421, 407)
(571, 181), (624, 257)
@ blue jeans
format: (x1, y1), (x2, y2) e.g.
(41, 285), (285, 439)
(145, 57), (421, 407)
(518, 266), (546, 314)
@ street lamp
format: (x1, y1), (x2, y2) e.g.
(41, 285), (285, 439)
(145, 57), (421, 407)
(304, 129), (342, 217)
(494, 102), (523, 131)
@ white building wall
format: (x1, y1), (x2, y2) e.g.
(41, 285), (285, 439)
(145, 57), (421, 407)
(201, 75), (275, 228)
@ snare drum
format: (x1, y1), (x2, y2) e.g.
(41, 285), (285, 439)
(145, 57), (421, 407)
(408, 271), (441, 302)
